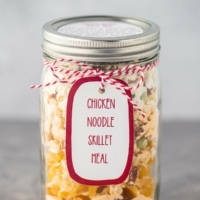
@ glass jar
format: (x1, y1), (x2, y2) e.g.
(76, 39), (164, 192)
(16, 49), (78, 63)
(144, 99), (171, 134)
(39, 16), (161, 200)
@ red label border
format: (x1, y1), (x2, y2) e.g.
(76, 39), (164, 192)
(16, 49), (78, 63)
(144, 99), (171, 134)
(66, 77), (134, 185)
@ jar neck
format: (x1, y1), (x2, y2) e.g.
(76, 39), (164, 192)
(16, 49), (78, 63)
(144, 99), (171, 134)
(43, 52), (159, 67)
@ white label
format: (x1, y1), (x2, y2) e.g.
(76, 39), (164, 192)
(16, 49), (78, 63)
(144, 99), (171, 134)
(66, 77), (134, 185)
(58, 21), (143, 38)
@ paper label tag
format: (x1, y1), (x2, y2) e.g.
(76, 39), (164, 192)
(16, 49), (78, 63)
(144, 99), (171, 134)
(58, 21), (143, 38)
(66, 77), (134, 185)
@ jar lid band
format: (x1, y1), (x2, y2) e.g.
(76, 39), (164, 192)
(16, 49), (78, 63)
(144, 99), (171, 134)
(43, 15), (160, 62)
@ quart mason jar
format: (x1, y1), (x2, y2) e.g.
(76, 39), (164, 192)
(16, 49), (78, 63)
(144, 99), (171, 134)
(40, 16), (161, 200)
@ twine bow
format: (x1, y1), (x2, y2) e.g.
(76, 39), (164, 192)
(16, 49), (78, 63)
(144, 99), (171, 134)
(31, 58), (159, 117)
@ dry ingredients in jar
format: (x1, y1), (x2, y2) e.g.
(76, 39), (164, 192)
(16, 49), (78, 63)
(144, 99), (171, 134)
(32, 16), (161, 200)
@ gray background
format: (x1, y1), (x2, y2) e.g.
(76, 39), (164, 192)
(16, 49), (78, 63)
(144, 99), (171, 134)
(0, 0), (200, 121)
(0, 1), (200, 200)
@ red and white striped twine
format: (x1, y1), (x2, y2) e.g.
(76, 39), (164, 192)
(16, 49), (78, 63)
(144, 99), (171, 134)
(31, 58), (159, 117)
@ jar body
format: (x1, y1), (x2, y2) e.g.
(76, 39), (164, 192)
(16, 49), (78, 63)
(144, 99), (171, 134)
(40, 55), (161, 200)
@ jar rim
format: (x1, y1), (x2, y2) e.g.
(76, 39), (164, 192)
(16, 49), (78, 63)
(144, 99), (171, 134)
(43, 15), (160, 62)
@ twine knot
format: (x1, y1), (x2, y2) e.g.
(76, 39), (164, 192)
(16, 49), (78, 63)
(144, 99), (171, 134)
(31, 58), (159, 117)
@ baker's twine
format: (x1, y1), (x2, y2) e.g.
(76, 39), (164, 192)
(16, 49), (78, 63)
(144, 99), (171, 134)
(31, 58), (159, 117)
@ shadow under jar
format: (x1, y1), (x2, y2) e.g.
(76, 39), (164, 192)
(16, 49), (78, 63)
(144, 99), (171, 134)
(39, 15), (161, 200)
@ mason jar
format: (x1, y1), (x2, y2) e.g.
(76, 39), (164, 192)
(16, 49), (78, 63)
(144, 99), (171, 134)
(39, 15), (161, 200)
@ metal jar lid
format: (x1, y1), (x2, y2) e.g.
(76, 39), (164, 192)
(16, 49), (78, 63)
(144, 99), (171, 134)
(43, 15), (160, 62)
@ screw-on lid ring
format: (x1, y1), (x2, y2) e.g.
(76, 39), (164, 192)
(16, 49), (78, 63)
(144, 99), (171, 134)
(43, 15), (160, 62)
